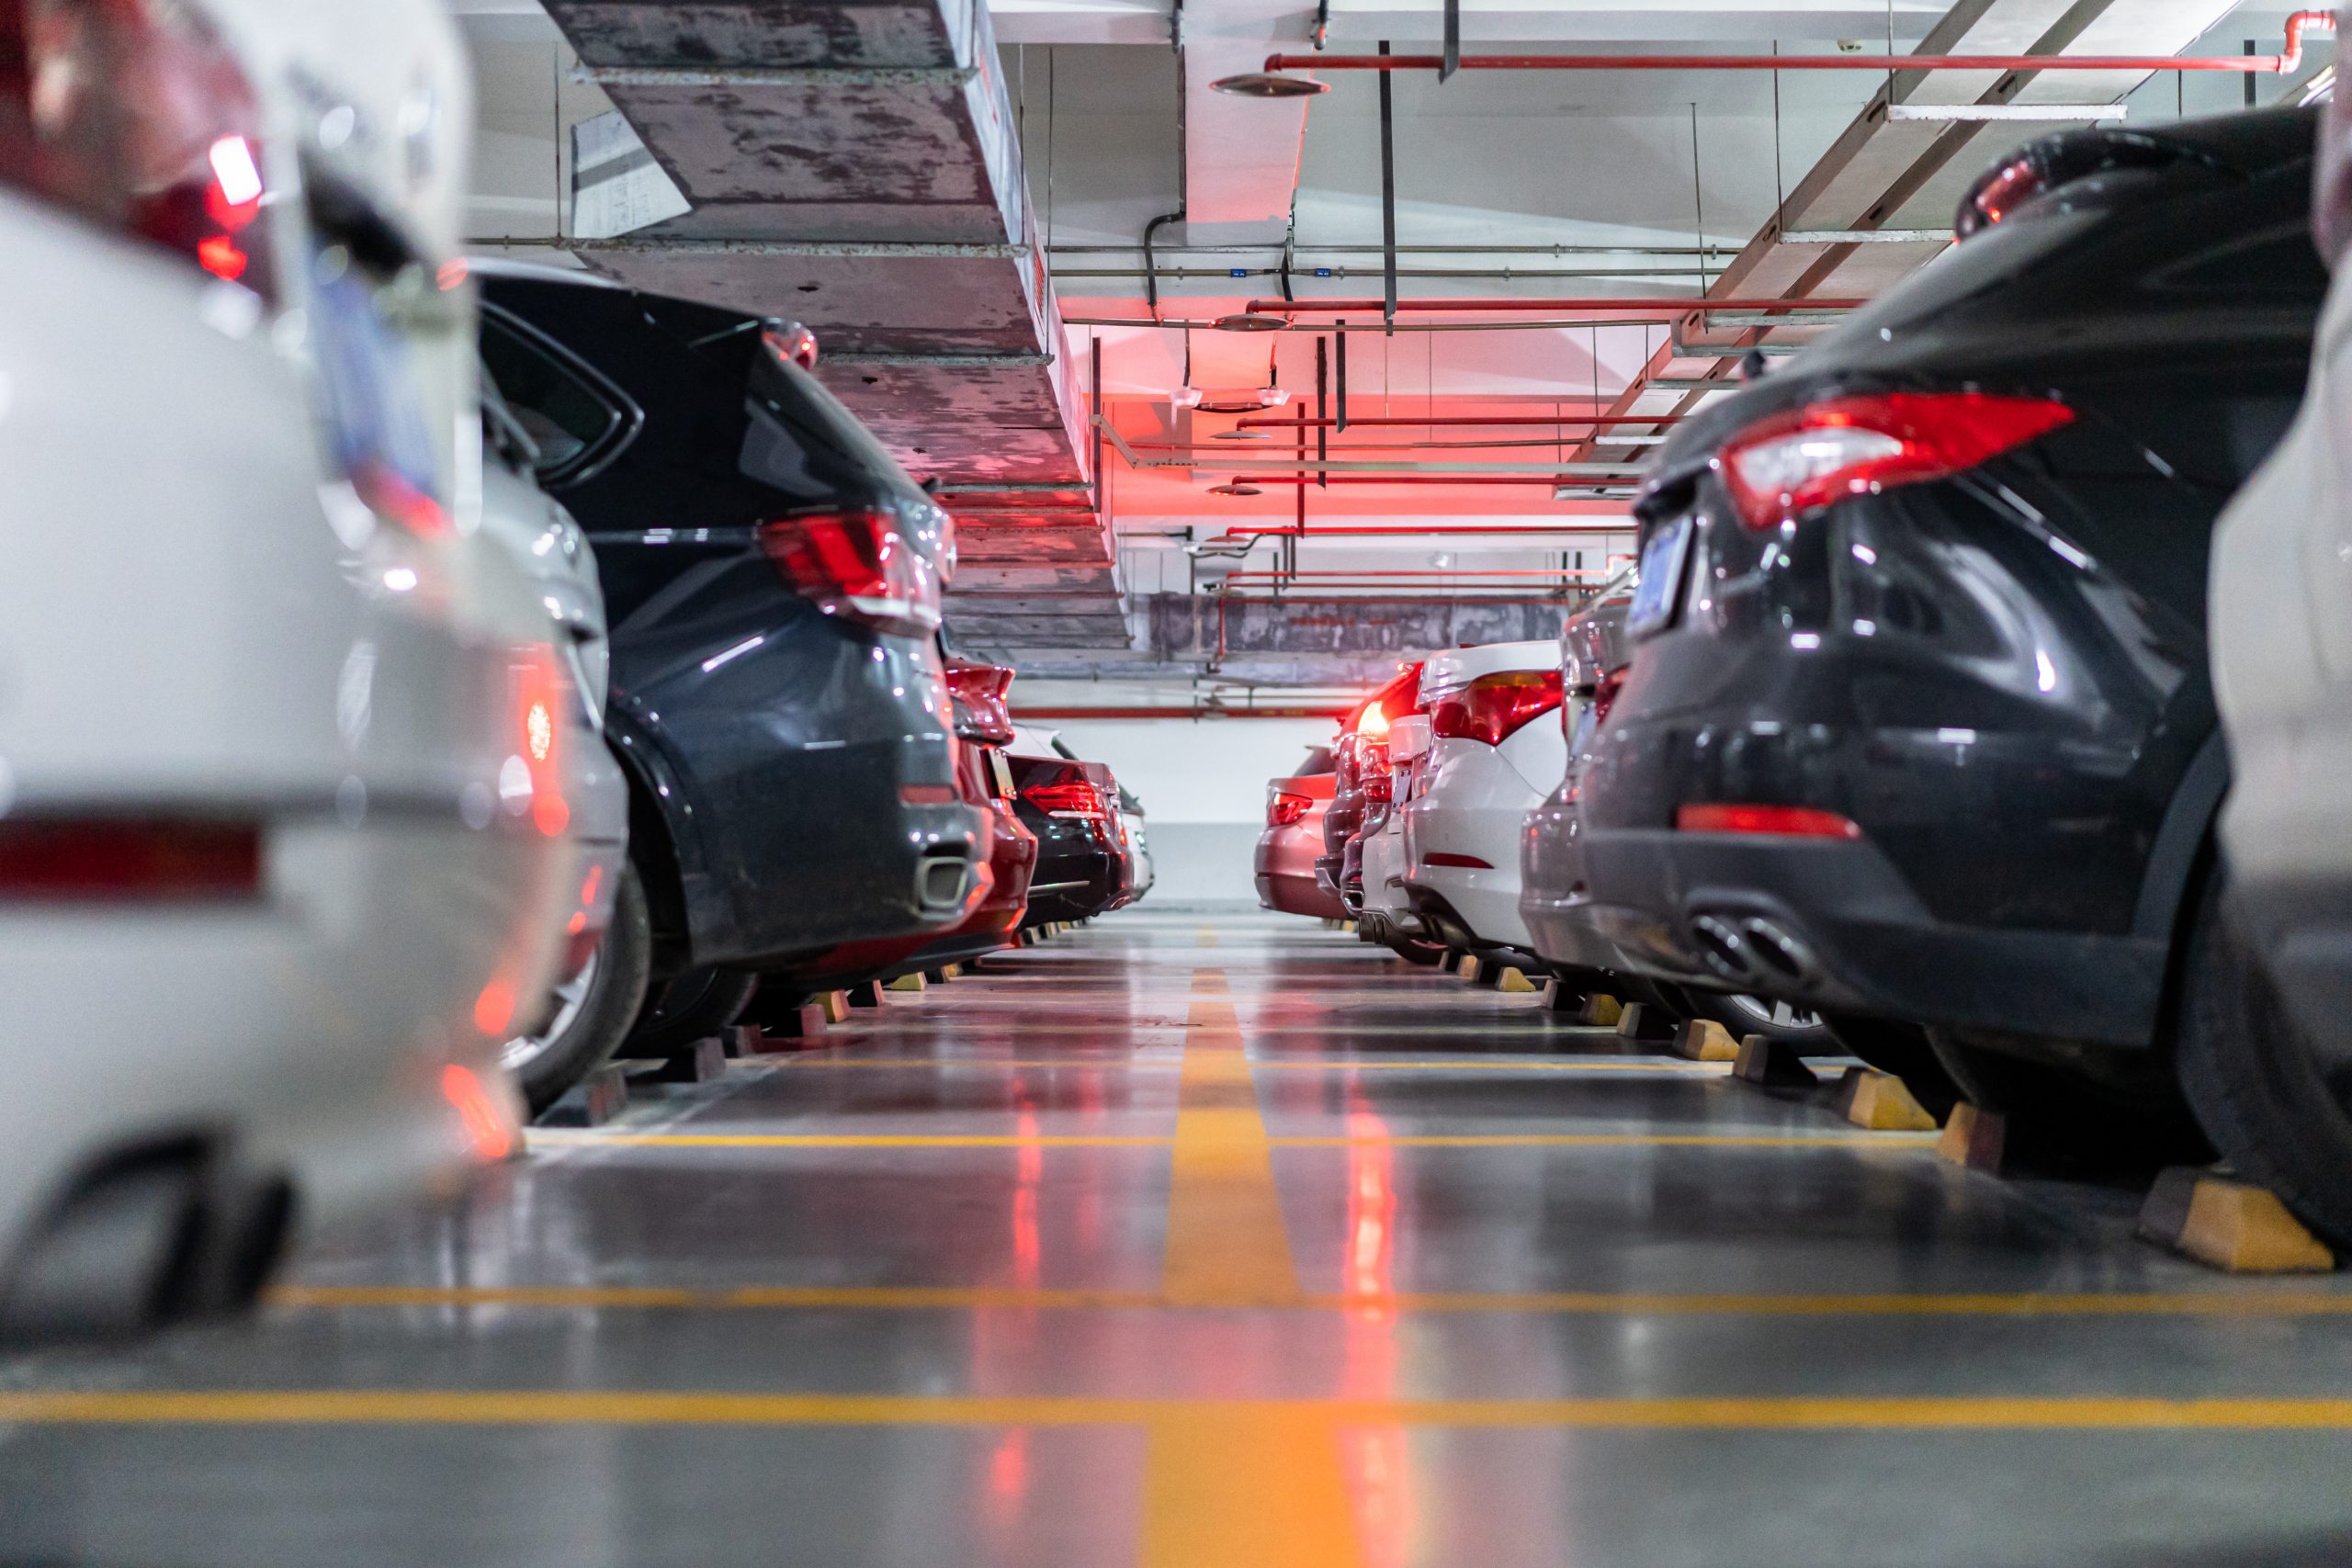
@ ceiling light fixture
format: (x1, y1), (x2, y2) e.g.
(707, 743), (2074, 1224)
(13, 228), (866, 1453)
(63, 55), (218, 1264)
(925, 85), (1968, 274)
(1209, 482), (1265, 496)
(1213, 312), (1289, 332)
(1211, 73), (1329, 97)
(1212, 429), (1273, 440)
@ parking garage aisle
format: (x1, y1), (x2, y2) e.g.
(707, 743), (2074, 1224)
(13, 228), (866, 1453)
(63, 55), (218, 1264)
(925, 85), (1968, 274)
(6, 910), (2352, 1565)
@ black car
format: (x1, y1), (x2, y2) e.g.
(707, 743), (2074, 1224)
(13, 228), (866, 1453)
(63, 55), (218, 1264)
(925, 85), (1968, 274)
(1007, 750), (1125, 927)
(473, 263), (988, 1047)
(1574, 107), (2327, 1136)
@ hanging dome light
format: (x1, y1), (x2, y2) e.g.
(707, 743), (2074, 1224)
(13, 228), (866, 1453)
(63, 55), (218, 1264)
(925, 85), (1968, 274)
(1212, 73), (1329, 97)
(1208, 483), (1264, 496)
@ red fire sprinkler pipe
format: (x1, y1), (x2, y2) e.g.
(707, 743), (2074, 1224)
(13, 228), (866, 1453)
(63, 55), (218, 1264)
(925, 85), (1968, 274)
(1246, 297), (1861, 314)
(1225, 524), (1632, 536)
(1263, 11), (2335, 75)
(1236, 474), (1625, 486)
(1238, 414), (1686, 429)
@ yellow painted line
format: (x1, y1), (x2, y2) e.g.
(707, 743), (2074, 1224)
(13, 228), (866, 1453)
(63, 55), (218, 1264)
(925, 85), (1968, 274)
(1142, 1404), (1364, 1568)
(9, 1390), (2352, 1431)
(1161, 969), (1301, 1306)
(1268, 1133), (1937, 1149)
(526, 1133), (1174, 1149)
(1195, 923), (1217, 947)
(525, 1131), (1925, 1151)
(750, 1057), (1719, 1074)
(266, 1284), (2352, 1317)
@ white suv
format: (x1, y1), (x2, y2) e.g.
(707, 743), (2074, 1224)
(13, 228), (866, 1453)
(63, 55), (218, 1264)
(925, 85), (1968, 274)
(1400, 640), (1566, 957)
(0, 0), (573, 1338)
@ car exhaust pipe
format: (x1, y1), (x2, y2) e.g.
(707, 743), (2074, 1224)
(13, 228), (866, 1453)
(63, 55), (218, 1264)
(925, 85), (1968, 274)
(1691, 910), (1825, 988)
(915, 852), (976, 915)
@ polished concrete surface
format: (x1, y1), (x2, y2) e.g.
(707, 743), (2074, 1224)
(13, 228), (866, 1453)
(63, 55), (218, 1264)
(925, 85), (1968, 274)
(6, 908), (2352, 1565)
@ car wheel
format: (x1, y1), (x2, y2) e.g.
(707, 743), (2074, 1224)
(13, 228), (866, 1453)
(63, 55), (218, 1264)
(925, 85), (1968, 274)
(626, 965), (761, 1058)
(1818, 1012), (1962, 1122)
(1679, 987), (1838, 1053)
(1383, 933), (1449, 965)
(2177, 869), (2352, 1247)
(502, 862), (654, 1117)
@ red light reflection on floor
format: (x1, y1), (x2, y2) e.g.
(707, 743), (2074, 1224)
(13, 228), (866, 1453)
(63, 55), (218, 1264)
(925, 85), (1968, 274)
(1340, 1093), (1414, 1568)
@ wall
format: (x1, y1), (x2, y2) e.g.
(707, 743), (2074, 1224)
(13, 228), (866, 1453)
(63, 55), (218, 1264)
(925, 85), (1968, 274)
(1046, 717), (1336, 905)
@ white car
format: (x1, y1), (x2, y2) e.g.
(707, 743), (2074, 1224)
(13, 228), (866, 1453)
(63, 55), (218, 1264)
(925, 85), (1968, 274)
(1356, 716), (1426, 948)
(477, 399), (642, 1114)
(2190, 90), (2352, 1245)
(1399, 640), (1567, 958)
(0, 0), (573, 1337)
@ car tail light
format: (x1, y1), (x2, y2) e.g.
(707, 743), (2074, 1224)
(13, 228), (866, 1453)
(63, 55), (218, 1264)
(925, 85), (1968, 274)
(763, 321), (819, 369)
(1023, 780), (1109, 819)
(1423, 852), (1493, 869)
(1589, 668), (1628, 727)
(1676, 803), (1863, 840)
(758, 510), (946, 636)
(0, 2), (277, 301)
(1363, 768), (1393, 805)
(944, 660), (1017, 743)
(1268, 790), (1313, 827)
(1719, 392), (2073, 533)
(1956, 130), (2193, 243)
(1430, 670), (1564, 746)
(0, 818), (262, 900)
(509, 645), (569, 838)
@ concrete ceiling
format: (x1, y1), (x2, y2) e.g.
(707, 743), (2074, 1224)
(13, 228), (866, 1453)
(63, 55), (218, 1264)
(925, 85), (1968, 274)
(450, 0), (2327, 696)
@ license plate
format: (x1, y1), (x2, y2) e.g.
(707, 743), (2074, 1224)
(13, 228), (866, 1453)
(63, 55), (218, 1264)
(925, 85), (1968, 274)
(309, 246), (441, 505)
(1626, 517), (1693, 638)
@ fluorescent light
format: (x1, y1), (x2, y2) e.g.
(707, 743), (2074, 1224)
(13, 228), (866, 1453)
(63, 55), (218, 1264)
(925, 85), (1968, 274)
(1887, 103), (2125, 122)
(1782, 229), (1946, 244)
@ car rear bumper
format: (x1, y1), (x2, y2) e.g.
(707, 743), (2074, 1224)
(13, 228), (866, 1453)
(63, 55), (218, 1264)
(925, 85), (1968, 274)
(1577, 823), (2166, 1047)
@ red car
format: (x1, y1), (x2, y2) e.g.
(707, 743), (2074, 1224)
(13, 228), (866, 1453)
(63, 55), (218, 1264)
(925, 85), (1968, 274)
(1255, 749), (1341, 919)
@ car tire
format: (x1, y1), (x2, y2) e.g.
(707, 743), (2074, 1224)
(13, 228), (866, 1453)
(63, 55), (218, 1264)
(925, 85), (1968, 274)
(1668, 985), (1839, 1053)
(503, 862), (654, 1117)
(1818, 1012), (1962, 1122)
(627, 965), (761, 1059)
(2176, 869), (2352, 1247)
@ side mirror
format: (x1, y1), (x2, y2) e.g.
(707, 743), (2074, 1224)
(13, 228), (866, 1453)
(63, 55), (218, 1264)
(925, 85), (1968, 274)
(1389, 715), (1432, 763)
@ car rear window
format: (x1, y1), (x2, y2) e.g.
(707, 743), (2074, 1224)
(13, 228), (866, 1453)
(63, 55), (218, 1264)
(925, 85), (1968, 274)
(480, 311), (635, 484)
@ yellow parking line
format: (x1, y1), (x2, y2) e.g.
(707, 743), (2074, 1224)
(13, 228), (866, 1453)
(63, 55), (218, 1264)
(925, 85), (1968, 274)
(9, 1390), (2352, 1431)
(266, 1284), (2352, 1317)
(749, 1058), (1719, 1073)
(525, 1131), (1926, 1151)
(1161, 970), (1301, 1306)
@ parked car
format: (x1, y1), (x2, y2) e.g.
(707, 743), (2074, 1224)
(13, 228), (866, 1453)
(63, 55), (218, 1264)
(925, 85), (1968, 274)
(1399, 640), (1563, 965)
(472, 264), (988, 1055)
(1522, 586), (1844, 1053)
(0, 0), (570, 1338)
(1578, 106), (2327, 1142)
(755, 659), (1038, 995)
(1357, 716), (1430, 959)
(476, 389), (643, 1113)
(1116, 784), (1155, 904)
(1007, 727), (1127, 927)
(1256, 748), (1340, 919)
(2191, 89), (2352, 1242)
(1319, 665), (1420, 902)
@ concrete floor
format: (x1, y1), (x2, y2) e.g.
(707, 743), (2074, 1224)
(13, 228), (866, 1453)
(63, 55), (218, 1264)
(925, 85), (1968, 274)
(5, 908), (2352, 1566)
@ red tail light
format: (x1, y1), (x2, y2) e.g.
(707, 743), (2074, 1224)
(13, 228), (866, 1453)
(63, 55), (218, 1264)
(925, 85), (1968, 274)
(510, 645), (570, 838)
(1589, 668), (1628, 727)
(1721, 392), (2073, 532)
(758, 510), (947, 637)
(1423, 852), (1493, 869)
(1268, 790), (1313, 827)
(1363, 768), (1393, 806)
(1023, 780), (1109, 819)
(0, 3), (277, 301)
(0, 818), (263, 900)
(945, 660), (1017, 743)
(763, 322), (820, 369)
(1430, 670), (1563, 746)
(1676, 803), (1863, 840)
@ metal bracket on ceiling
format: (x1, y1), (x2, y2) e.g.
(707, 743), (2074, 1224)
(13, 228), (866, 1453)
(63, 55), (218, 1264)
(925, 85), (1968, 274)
(1312, 0), (1329, 51)
(572, 239), (1028, 258)
(1441, 0), (1459, 82)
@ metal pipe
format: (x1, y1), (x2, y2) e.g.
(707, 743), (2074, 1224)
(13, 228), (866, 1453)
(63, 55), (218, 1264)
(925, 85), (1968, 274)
(1222, 524), (1632, 536)
(1261, 13), (2335, 75)
(1245, 296), (1860, 314)
(1219, 570), (1600, 580)
(1232, 474), (1624, 486)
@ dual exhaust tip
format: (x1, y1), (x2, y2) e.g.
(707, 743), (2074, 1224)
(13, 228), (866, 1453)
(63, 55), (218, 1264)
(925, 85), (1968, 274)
(1690, 910), (1819, 989)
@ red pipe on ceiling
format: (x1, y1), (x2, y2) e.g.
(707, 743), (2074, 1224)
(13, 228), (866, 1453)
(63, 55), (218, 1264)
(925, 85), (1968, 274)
(1246, 297), (1860, 314)
(1262, 12), (2333, 74)
(1223, 524), (1631, 536)
(1219, 570), (1604, 581)
(1238, 414), (1684, 428)
(1232, 475), (1625, 486)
